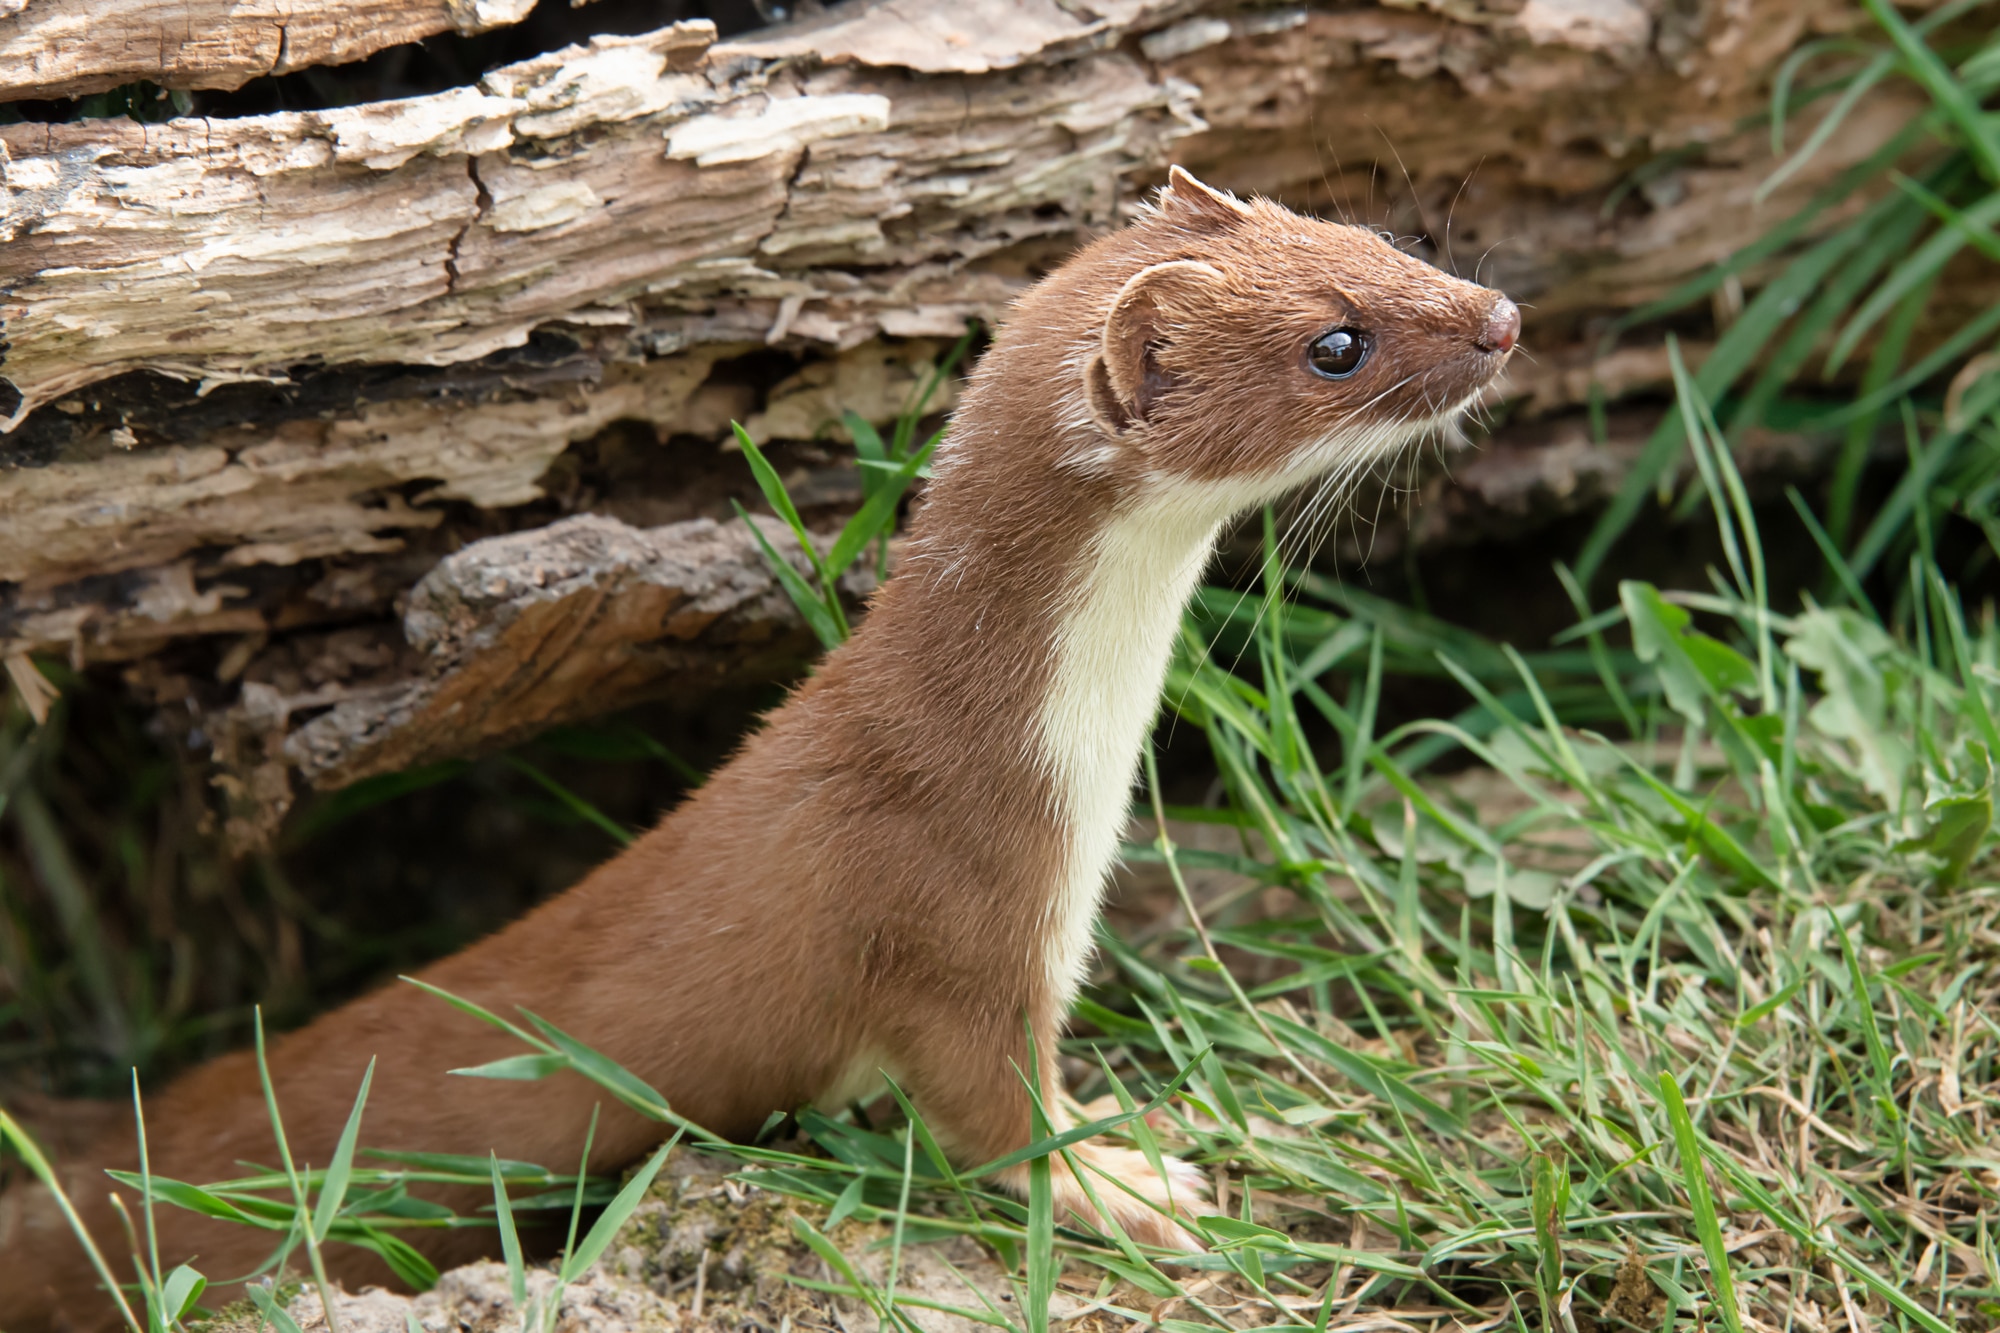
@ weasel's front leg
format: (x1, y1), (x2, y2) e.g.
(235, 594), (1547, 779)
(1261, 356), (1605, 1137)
(885, 1009), (1206, 1251)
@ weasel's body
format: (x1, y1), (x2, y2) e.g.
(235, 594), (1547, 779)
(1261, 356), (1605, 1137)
(0, 170), (1517, 1328)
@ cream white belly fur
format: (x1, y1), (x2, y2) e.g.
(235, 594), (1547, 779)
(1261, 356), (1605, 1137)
(1034, 487), (1239, 1008)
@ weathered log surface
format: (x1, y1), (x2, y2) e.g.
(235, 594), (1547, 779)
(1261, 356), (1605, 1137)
(1, 336), (951, 651)
(203, 512), (852, 848)
(283, 514), (827, 790)
(0, 0), (1938, 835)
(0, 0), (538, 103)
(0, 11), (1152, 431)
(0, 0), (1908, 440)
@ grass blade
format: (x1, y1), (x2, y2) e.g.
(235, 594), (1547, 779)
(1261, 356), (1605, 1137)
(247, 1281), (306, 1333)
(490, 1152), (527, 1307)
(732, 500), (847, 650)
(825, 436), (938, 575)
(501, 757), (633, 846)
(311, 1057), (376, 1243)
(561, 1132), (680, 1281)
(1657, 1074), (1745, 1333)
(1859, 0), (2000, 183)
(1024, 1047), (1054, 1333)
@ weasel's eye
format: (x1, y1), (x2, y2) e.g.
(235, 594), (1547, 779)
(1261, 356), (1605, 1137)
(1307, 328), (1370, 379)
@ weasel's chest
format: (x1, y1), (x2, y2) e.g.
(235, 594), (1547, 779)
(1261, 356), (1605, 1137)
(1032, 499), (1224, 1007)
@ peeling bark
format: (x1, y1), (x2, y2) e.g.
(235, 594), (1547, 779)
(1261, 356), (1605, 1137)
(0, 14), (1155, 431)
(284, 514), (823, 787)
(201, 513), (852, 849)
(0, 0), (539, 103)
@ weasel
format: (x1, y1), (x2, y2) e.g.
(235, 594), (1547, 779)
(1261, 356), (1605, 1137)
(0, 167), (1517, 1329)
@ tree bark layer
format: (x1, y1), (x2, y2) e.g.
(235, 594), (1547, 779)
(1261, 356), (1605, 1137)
(207, 513), (854, 848)
(0, 0), (539, 102)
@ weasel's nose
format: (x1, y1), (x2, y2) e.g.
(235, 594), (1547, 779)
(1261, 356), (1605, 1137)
(1479, 297), (1520, 353)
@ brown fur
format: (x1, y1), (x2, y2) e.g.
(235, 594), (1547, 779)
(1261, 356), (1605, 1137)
(0, 168), (1515, 1331)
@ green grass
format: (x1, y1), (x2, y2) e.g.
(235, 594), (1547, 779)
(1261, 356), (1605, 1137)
(33, 361), (2000, 1332)
(731, 323), (976, 650)
(1577, 0), (2000, 591)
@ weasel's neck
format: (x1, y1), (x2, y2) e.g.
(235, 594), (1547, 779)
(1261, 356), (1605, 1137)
(806, 464), (1234, 1010)
(1033, 488), (1228, 1005)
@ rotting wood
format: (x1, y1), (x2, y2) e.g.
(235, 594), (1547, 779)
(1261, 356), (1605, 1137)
(202, 513), (853, 849)
(0, 336), (949, 754)
(0, 13), (1154, 432)
(0, 0), (1956, 838)
(0, 336), (951, 602)
(0, 0), (539, 103)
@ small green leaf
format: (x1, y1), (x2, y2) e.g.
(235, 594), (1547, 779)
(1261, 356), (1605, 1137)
(729, 419), (850, 644)
(449, 1054), (568, 1081)
(825, 437), (937, 576)
(1681, 634), (1759, 698)
(161, 1265), (206, 1323)
(1921, 791), (1991, 887)
(826, 1174), (867, 1230)
(1621, 582), (1754, 724)
(732, 422), (820, 558)
(846, 410), (887, 461)
(733, 500), (847, 650)
(845, 411), (889, 502)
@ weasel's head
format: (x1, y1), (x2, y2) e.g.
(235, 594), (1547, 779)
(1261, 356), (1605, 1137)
(1064, 166), (1518, 506)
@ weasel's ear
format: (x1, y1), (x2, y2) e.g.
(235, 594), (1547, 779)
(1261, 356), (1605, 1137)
(1085, 258), (1228, 435)
(1157, 165), (1252, 231)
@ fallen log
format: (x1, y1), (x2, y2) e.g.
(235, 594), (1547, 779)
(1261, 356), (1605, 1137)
(0, 0), (1938, 839)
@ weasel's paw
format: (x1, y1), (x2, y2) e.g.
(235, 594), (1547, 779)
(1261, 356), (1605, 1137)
(1054, 1141), (1209, 1253)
